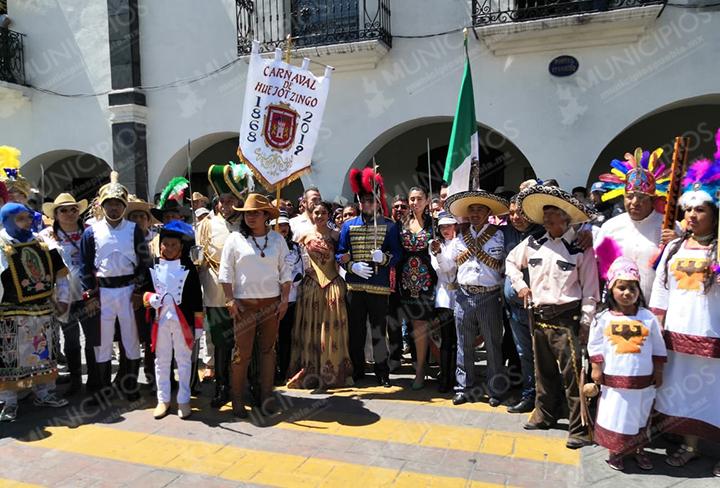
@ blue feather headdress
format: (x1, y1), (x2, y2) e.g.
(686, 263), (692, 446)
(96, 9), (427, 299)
(679, 128), (720, 209)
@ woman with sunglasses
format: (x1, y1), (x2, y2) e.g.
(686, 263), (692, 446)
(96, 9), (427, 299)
(39, 194), (93, 396)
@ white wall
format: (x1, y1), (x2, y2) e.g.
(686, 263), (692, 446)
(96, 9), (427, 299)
(3, 1), (720, 201)
(5, 0), (112, 184)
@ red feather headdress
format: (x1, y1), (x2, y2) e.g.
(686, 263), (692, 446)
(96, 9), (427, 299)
(348, 166), (388, 216)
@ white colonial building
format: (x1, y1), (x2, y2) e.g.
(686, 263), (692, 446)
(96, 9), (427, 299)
(0, 0), (719, 203)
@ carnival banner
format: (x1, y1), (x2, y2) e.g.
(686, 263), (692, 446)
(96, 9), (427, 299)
(238, 40), (333, 191)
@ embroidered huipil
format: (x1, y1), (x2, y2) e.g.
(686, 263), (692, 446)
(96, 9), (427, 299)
(398, 221), (436, 301)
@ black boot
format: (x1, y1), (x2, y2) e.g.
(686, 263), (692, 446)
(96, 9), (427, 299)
(88, 361), (113, 407)
(84, 346), (101, 393)
(143, 346), (156, 390)
(64, 348), (83, 396)
(210, 345), (231, 408)
(123, 359), (142, 402)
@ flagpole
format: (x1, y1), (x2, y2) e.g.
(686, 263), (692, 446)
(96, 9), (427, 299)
(187, 138), (197, 229)
(426, 138), (436, 239)
(372, 156), (379, 274)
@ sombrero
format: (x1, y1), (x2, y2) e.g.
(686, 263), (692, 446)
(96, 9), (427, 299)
(124, 194), (161, 225)
(445, 190), (509, 218)
(232, 193), (280, 220)
(517, 185), (592, 225)
(42, 193), (88, 218)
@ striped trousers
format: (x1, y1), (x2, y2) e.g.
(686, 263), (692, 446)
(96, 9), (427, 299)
(454, 288), (507, 398)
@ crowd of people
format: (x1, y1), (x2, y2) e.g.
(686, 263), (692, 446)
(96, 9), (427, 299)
(0, 134), (718, 477)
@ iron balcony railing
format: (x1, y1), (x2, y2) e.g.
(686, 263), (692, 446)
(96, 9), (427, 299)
(472, 0), (666, 25)
(0, 27), (25, 86)
(236, 0), (391, 55)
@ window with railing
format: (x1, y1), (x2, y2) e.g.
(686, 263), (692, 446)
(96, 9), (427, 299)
(236, 0), (391, 55)
(0, 27), (25, 85)
(472, 0), (666, 25)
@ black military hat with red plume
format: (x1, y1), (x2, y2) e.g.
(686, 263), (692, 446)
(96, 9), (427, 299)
(349, 167), (388, 216)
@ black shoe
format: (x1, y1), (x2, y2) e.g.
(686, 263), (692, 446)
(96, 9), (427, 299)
(210, 385), (230, 408)
(566, 436), (592, 449)
(507, 397), (534, 414)
(523, 420), (556, 431)
(488, 397), (502, 408)
(376, 376), (391, 388)
(452, 393), (468, 405)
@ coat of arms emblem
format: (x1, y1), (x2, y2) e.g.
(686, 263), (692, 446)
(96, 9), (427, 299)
(263, 103), (298, 151)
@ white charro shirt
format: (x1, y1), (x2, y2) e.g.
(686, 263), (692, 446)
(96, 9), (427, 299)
(506, 228), (599, 324)
(218, 230), (292, 299)
(435, 223), (505, 288)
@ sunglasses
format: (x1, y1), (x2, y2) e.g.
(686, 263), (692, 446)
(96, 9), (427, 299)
(58, 206), (79, 214)
(393, 204), (408, 209)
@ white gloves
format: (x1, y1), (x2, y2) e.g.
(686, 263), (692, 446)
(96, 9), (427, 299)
(351, 262), (373, 280)
(371, 249), (384, 263)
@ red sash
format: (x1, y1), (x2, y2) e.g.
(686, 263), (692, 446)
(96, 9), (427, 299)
(150, 304), (195, 353)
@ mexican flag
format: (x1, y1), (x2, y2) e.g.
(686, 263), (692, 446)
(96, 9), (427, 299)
(443, 39), (478, 196)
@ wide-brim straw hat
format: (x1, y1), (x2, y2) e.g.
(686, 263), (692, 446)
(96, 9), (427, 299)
(124, 195), (161, 225)
(517, 185), (593, 225)
(42, 193), (88, 218)
(445, 190), (510, 218)
(233, 193), (280, 219)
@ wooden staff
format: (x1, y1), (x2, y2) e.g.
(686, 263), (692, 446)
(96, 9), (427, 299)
(663, 136), (690, 230)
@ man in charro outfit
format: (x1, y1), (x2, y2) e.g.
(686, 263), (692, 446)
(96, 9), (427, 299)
(336, 167), (402, 387)
(433, 190), (509, 407)
(0, 203), (70, 421)
(506, 185), (600, 449)
(196, 162), (253, 408)
(80, 172), (152, 404)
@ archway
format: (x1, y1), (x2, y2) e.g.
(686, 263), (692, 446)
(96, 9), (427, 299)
(343, 117), (535, 200)
(22, 150), (111, 202)
(156, 133), (304, 205)
(587, 95), (720, 188)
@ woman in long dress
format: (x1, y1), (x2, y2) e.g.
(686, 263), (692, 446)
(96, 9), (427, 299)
(288, 201), (353, 389)
(649, 154), (720, 476)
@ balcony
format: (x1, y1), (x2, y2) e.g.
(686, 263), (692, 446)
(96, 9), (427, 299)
(471, 0), (666, 55)
(0, 27), (25, 86)
(236, 0), (391, 72)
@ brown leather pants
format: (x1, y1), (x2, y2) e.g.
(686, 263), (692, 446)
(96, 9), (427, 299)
(230, 297), (280, 409)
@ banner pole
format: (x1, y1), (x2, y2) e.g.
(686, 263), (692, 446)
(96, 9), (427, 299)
(273, 34), (293, 230)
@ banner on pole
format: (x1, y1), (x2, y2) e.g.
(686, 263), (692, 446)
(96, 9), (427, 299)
(238, 40), (333, 191)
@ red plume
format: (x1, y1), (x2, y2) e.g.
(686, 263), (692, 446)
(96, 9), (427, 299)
(361, 167), (375, 194)
(349, 168), (363, 195)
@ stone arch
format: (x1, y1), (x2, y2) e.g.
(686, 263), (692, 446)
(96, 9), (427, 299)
(341, 116), (535, 200)
(155, 132), (304, 205)
(22, 150), (111, 202)
(587, 94), (720, 188)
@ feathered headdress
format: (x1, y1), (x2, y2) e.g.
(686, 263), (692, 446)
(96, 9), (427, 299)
(157, 177), (189, 210)
(679, 129), (720, 208)
(598, 147), (670, 202)
(349, 166), (388, 216)
(0, 145), (31, 197)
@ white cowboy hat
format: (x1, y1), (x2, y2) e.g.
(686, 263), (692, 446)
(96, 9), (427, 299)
(42, 193), (88, 218)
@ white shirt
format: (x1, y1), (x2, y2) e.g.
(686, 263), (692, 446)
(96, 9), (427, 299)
(595, 211), (680, 301)
(506, 228), (599, 324)
(431, 240), (457, 309)
(92, 219), (137, 277)
(289, 213), (313, 242)
(435, 224), (505, 288)
(218, 230), (292, 299)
